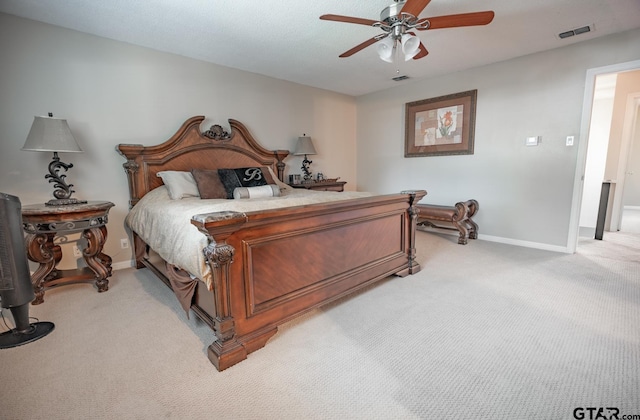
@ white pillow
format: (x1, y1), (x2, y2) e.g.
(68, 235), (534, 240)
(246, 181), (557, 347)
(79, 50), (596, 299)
(233, 185), (281, 199)
(156, 171), (200, 200)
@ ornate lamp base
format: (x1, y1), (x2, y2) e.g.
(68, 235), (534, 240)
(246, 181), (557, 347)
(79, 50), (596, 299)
(44, 152), (86, 206)
(301, 155), (313, 181)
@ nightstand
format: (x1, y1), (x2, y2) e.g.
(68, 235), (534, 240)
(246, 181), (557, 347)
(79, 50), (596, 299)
(289, 181), (346, 192)
(21, 201), (115, 304)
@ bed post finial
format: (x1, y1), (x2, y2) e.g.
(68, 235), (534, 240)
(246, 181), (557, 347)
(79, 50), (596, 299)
(400, 189), (427, 276)
(274, 151), (288, 182)
(122, 159), (140, 209)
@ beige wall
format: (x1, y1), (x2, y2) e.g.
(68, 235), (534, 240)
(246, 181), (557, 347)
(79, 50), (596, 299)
(356, 28), (640, 250)
(0, 13), (356, 270)
(2, 12), (640, 271)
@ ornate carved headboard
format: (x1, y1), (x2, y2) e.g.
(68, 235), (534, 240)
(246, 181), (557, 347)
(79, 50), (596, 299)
(116, 116), (289, 208)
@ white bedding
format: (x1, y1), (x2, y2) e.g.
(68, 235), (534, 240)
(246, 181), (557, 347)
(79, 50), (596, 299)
(126, 186), (373, 288)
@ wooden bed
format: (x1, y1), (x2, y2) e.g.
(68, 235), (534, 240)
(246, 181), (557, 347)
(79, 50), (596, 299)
(117, 116), (426, 371)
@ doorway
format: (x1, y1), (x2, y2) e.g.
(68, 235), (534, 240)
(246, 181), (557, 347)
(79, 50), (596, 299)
(568, 59), (640, 253)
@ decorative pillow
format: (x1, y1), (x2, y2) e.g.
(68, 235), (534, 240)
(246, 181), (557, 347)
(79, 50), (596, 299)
(191, 169), (228, 199)
(217, 167), (275, 199)
(156, 171), (200, 200)
(233, 185), (281, 199)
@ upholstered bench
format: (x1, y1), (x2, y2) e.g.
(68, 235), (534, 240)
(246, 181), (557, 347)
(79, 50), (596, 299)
(416, 199), (479, 245)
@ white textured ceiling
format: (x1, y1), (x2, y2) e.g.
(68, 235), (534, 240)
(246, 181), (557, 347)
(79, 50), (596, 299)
(1, 0), (639, 96)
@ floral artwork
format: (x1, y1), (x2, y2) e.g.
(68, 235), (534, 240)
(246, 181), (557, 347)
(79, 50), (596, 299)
(438, 108), (457, 138)
(405, 90), (476, 157)
(414, 105), (463, 146)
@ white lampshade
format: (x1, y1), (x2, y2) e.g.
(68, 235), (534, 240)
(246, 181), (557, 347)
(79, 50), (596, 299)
(294, 136), (317, 156)
(22, 115), (82, 153)
(376, 36), (395, 63)
(401, 34), (420, 61)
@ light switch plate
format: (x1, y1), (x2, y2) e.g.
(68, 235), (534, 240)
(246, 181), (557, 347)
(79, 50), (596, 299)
(566, 136), (574, 146)
(525, 136), (539, 146)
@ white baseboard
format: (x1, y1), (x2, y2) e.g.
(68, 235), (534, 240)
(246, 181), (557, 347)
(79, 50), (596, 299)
(417, 226), (571, 253)
(478, 234), (570, 253)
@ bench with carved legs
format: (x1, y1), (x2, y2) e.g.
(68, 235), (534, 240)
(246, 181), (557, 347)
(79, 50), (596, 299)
(416, 199), (479, 245)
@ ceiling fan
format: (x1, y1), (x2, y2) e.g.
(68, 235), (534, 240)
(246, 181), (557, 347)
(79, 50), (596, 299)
(320, 0), (494, 62)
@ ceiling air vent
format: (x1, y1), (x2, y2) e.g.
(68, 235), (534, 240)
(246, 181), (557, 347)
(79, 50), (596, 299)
(558, 24), (593, 39)
(392, 75), (409, 82)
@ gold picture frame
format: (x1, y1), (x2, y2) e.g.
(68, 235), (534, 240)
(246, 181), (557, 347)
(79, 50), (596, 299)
(405, 89), (477, 157)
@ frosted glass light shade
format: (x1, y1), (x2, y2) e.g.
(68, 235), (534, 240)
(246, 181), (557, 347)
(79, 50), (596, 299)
(401, 34), (420, 61)
(376, 37), (395, 63)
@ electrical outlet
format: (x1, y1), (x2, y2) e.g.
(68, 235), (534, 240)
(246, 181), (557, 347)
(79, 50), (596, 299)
(73, 246), (82, 257)
(120, 238), (129, 249)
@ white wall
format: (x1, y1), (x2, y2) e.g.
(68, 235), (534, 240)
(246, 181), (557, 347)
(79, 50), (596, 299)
(356, 28), (640, 250)
(0, 13), (356, 270)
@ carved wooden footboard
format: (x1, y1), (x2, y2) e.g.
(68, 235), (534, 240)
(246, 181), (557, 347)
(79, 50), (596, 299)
(191, 190), (425, 370)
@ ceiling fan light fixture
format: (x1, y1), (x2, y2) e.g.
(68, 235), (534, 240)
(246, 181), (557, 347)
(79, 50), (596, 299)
(321, 1), (495, 61)
(401, 34), (420, 61)
(377, 36), (395, 63)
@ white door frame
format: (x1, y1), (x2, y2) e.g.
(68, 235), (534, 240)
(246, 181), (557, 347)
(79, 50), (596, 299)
(567, 59), (640, 253)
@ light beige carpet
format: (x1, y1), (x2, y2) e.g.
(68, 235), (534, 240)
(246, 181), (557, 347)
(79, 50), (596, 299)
(1, 231), (638, 419)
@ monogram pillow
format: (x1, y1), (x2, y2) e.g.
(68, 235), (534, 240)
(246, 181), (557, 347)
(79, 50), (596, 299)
(217, 167), (275, 199)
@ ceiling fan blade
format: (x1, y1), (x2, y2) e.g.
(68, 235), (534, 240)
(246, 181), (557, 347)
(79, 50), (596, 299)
(338, 37), (381, 58)
(414, 43), (429, 59)
(417, 11), (495, 30)
(320, 14), (379, 26)
(400, 0), (432, 18)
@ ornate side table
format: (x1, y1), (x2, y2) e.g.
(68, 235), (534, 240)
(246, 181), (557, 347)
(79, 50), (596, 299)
(21, 201), (115, 304)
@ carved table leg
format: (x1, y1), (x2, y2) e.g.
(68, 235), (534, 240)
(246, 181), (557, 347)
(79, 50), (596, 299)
(465, 199), (479, 240)
(453, 221), (469, 245)
(83, 226), (111, 292)
(25, 232), (60, 305)
(466, 219), (478, 240)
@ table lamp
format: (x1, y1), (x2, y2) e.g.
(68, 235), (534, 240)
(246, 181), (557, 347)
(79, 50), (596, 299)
(21, 113), (87, 206)
(294, 135), (317, 181)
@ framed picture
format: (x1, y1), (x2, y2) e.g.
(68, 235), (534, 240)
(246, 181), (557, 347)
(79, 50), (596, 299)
(405, 89), (477, 157)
